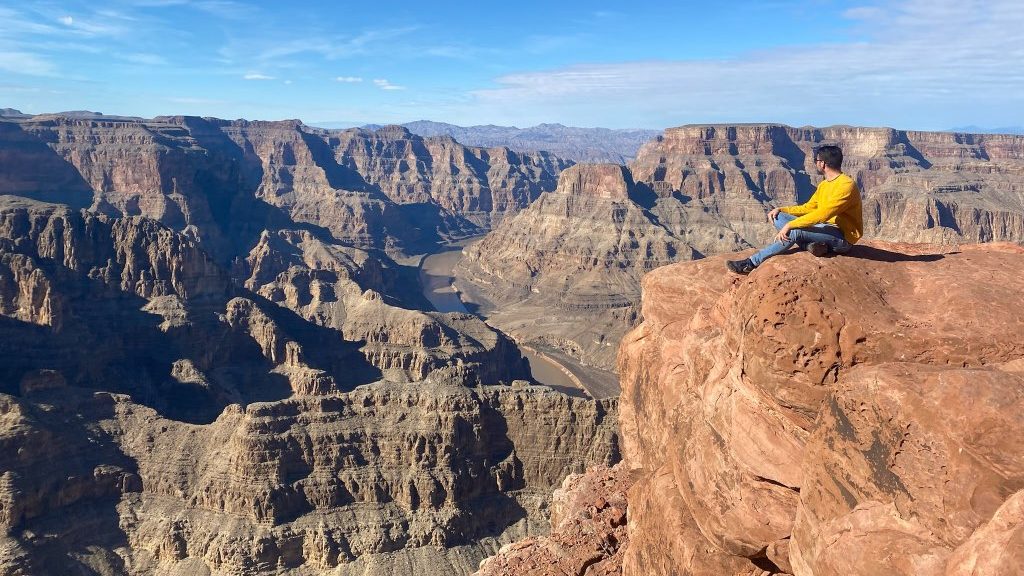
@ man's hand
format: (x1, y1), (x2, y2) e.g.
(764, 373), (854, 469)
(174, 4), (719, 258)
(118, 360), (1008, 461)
(767, 207), (781, 223)
(775, 225), (792, 243)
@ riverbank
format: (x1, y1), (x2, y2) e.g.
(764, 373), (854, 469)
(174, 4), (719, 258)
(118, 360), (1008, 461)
(418, 239), (617, 398)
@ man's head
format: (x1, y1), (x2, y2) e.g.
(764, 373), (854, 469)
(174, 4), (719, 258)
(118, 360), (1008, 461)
(813, 145), (843, 174)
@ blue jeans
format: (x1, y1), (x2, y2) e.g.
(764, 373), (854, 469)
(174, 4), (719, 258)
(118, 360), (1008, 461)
(749, 212), (851, 267)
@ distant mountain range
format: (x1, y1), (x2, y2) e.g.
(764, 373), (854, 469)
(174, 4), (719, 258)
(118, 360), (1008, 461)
(358, 120), (662, 164)
(948, 125), (1024, 135)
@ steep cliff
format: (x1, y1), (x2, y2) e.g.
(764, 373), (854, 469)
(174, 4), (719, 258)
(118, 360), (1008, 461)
(456, 164), (691, 372)
(457, 124), (1024, 371)
(329, 126), (571, 227)
(1, 382), (619, 575)
(0, 116), (570, 260)
(0, 197), (619, 574)
(243, 228), (529, 385)
(615, 241), (1024, 575)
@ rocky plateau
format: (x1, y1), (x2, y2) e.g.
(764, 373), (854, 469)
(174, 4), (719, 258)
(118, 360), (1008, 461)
(479, 241), (1024, 576)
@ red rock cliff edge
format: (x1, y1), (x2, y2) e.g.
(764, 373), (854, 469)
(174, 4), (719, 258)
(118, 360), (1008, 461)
(617, 241), (1024, 576)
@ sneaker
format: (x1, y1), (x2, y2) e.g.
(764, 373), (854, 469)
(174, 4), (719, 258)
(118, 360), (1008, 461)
(807, 242), (829, 257)
(726, 258), (755, 275)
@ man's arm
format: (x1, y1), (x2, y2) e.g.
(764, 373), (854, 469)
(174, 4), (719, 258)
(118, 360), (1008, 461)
(779, 190), (819, 216)
(786, 181), (856, 229)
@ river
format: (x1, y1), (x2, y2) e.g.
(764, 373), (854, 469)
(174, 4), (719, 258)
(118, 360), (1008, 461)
(418, 239), (590, 397)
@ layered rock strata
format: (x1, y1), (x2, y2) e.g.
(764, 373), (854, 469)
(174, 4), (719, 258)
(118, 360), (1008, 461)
(474, 463), (638, 576)
(329, 126), (571, 227)
(0, 115), (570, 259)
(458, 124), (1024, 371)
(616, 241), (1024, 575)
(1, 382), (619, 575)
(243, 229), (528, 384)
(0, 198), (372, 415)
(0, 197), (620, 574)
(401, 121), (660, 164)
(631, 124), (1024, 247)
(456, 164), (691, 372)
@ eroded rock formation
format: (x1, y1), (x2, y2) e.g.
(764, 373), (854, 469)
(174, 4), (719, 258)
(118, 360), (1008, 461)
(331, 126), (571, 227)
(457, 124), (1024, 372)
(631, 124), (1024, 247)
(243, 229), (527, 385)
(456, 164), (689, 372)
(0, 195), (618, 574)
(615, 242), (1024, 575)
(474, 463), (638, 576)
(0, 115), (570, 259)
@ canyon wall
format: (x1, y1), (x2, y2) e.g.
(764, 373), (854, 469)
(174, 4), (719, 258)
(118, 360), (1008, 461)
(458, 124), (1024, 373)
(0, 115), (570, 260)
(0, 192), (617, 574)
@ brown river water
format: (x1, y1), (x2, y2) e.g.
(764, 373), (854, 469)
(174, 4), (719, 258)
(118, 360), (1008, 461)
(418, 239), (587, 396)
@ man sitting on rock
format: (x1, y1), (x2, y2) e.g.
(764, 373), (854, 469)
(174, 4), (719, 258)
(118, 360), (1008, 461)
(727, 144), (863, 274)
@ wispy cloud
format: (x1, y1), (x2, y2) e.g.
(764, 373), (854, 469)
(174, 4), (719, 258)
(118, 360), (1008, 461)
(248, 26), (419, 63)
(336, 76), (363, 83)
(471, 0), (1024, 128)
(0, 51), (59, 76)
(119, 52), (167, 66)
(374, 78), (404, 91)
(243, 72), (274, 80)
(166, 96), (226, 104)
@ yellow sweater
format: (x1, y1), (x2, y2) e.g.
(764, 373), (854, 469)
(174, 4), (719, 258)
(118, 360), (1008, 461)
(781, 173), (863, 244)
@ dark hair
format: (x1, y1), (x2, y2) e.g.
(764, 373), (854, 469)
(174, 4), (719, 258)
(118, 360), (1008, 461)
(814, 145), (843, 170)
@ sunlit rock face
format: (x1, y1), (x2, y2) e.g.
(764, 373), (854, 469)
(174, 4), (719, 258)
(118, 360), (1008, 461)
(0, 114), (611, 575)
(616, 241), (1024, 576)
(0, 116), (570, 259)
(456, 163), (690, 371)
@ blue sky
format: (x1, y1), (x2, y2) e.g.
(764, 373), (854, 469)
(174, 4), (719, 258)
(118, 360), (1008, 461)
(1, 0), (1022, 130)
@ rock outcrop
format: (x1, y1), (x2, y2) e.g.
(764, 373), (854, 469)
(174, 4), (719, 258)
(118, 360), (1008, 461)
(474, 463), (638, 576)
(1, 382), (619, 575)
(616, 241), (1024, 575)
(244, 228), (529, 385)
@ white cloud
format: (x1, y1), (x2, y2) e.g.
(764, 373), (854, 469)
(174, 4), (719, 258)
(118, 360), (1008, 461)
(243, 72), (274, 80)
(59, 15), (74, 26)
(251, 26), (418, 62)
(0, 51), (59, 76)
(470, 0), (1024, 129)
(374, 78), (404, 91)
(336, 76), (363, 83)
